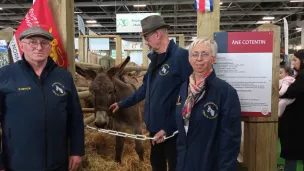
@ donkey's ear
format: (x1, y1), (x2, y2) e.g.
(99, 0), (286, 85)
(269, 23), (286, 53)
(76, 65), (87, 78)
(120, 56), (130, 70)
(107, 56), (130, 77)
(107, 67), (120, 77)
(85, 69), (98, 80)
(118, 56), (130, 75)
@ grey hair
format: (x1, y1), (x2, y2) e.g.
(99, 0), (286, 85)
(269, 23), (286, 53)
(158, 28), (168, 35)
(188, 37), (218, 57)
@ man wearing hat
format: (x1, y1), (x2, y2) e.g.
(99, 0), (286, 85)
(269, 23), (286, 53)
(110, 15), (192, 171)
(0, 26), (84, 171)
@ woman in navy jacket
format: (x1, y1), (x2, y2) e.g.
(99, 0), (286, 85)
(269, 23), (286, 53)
(175, 37), (242, 171)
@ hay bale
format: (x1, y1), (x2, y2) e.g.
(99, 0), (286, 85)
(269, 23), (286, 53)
(80, 125), (152, 171)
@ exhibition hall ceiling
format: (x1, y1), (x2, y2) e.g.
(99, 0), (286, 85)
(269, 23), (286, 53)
(0, 0), (303, 44)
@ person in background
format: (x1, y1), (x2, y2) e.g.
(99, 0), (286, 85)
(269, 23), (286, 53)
(109, 15), (192, 171)
(75, 49), (79, 62)
(279, 49), (304, 171)
(278, 65), (295, 117)
(0, 26), (84, 171)
(280, 54), (286, 66)
(175, 37), (241, 171)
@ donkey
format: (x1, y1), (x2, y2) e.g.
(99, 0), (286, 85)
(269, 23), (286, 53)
(88, 57), (144, 163)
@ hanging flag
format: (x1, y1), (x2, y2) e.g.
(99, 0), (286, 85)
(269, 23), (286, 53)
(9, 0), (69, 68)
(195, 0), (213, 13)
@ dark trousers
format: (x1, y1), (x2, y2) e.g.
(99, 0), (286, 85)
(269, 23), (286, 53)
(149, 132), (177, 171)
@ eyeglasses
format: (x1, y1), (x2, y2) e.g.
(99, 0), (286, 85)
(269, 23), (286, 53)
(22, 40), (51, 48)
(191, 52), (212, 59)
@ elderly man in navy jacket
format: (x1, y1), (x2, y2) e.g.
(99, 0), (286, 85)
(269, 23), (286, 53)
(110, 15), (192, 171)
(0, 26), (84, 171)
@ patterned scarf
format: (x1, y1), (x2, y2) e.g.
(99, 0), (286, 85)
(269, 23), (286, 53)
(182, 71), (212, 120)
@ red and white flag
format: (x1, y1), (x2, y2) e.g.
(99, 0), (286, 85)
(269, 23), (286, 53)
(9, 0), (69, 68)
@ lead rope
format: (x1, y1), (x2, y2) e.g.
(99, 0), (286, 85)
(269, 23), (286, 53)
(84, 124), (179, 141)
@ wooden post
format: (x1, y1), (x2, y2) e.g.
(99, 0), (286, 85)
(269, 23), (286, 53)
(243, 24), (280, 171)
(142, 38), (149, 66)
(85, 37), (89, 63)
(168, 34), (185, 48)
(0, 28), (14, 41)
(197, 0), (220, 38)
(87, 51), (92, 64)
(78, 36), (85, 62)
(179, 34), (185, 48)
(48, 0), (75, 79)
(115, 35), (122, 65)
(301, 22), (304, 49)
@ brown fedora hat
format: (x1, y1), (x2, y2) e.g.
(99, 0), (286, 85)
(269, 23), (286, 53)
(140, 15), (170, 36)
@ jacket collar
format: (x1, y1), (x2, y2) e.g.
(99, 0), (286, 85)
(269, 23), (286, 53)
(20, 54), (57, 72)
(204, 69), (216, 88)
(147, 39), (176, 60)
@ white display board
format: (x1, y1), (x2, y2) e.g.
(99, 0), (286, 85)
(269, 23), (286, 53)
(214, 31), (273, 117)
(116, 13), (160, 33)
(122, 40), (142, 50)
(89, 38), (110, 50)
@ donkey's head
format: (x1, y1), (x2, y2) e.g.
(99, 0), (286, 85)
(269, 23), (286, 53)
(89, 57), (131, 128)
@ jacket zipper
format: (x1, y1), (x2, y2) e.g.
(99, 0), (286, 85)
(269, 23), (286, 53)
(39, 78), (48, 170)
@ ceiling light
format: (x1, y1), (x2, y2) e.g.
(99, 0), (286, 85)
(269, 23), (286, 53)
(74, 11), (83, 14)
(290, 0), (304, 2)
(219, 2), (223, 5)
(86, 20), (97, 24)
(0, 8), (3, 10)
(263, 16), (275, 20)
(133, 5), (146, 7)
(296, 27), (302, 30)
(86, 24), (103, 27)
(256, 20), (271, 24)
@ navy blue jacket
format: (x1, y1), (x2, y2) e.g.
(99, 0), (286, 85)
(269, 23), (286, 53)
(118, 40), (192, 134)
(0, 56), (85, 171)
(175, 70), (241, 171)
